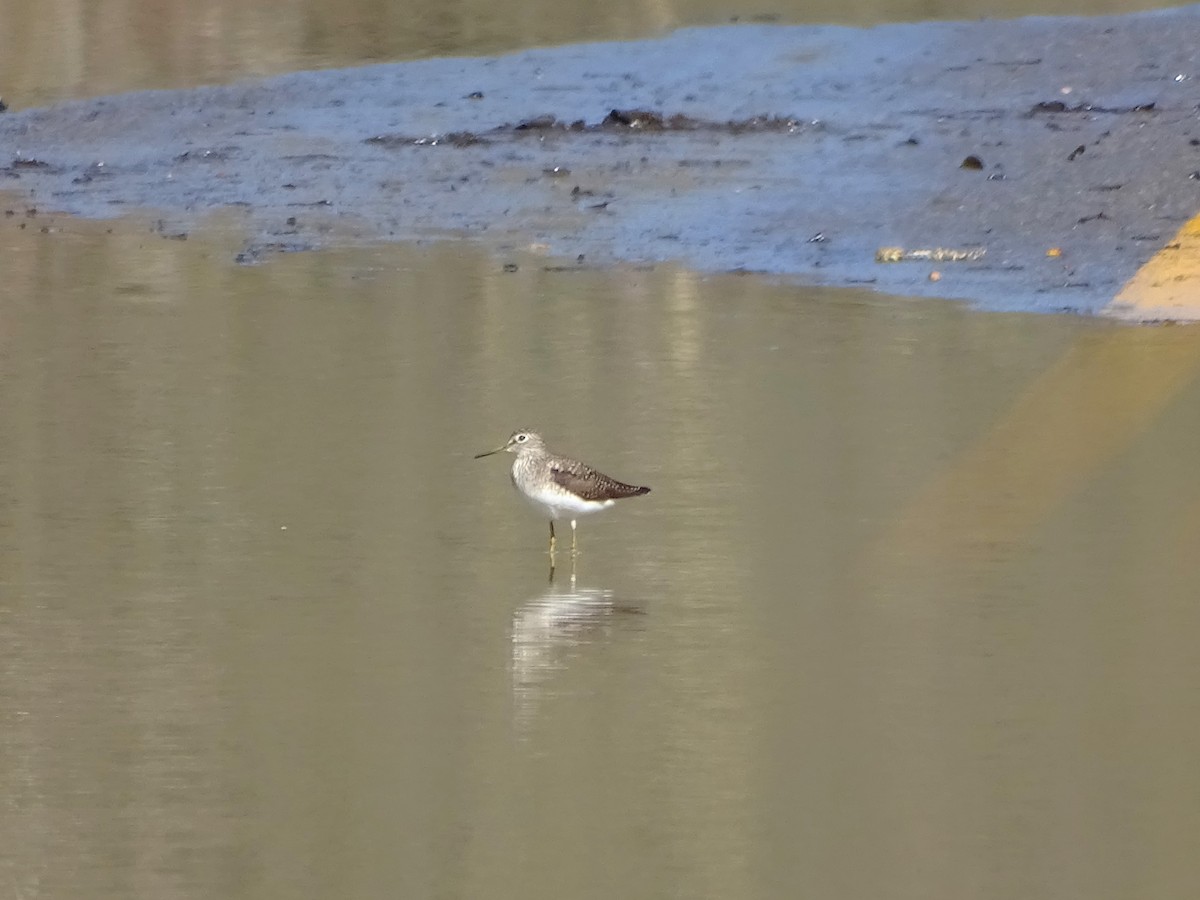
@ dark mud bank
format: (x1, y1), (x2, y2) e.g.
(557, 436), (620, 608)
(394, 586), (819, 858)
(3, 7), (1199, 314)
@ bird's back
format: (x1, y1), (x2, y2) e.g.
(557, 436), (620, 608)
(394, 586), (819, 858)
(545, 452), (650, 502)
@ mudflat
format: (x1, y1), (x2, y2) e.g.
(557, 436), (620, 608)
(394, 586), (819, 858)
(3, 6), (1199, 314)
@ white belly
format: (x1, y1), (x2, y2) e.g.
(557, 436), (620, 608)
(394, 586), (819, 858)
(519, 483), (614, 521)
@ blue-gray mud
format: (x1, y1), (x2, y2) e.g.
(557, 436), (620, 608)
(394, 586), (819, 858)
(2, 6), (1199, 314)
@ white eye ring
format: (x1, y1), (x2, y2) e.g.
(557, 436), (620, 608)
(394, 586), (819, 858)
(516, 434), (527, 442)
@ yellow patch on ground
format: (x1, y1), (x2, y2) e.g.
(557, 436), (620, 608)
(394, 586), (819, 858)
(1106, 214), (1200, 321)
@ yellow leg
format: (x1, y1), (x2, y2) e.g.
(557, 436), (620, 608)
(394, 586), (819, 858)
(549, 520), (556, 555)
(571, 519), (578, 555)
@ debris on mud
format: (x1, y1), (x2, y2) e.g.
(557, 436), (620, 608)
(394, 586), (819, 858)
(3, 157), (59, 176)
(1026, 100), (1157, 116)
(365, 109), (813, 149)
(876, 247), (987, 263)
(174, 148), (237, 162)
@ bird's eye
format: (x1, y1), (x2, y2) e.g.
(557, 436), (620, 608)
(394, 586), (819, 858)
(516, 434), (527, 442)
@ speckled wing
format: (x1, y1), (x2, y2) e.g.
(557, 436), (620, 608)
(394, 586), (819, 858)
(549, 458), (651, 501)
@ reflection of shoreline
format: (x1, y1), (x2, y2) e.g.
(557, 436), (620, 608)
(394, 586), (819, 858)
(511, 576), (643, 725)
(860, 327), (1200, 587)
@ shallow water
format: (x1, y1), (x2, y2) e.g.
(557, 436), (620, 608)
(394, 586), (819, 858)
(2, 217), (1199, 898)
(0, 0), (1172, 107)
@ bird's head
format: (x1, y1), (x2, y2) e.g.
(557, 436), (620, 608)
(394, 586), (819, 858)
(474, 430), (546, 458)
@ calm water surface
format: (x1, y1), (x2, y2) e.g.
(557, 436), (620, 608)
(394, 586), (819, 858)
(0, 0), (1173, 107)
(1, 218), (1199, 898)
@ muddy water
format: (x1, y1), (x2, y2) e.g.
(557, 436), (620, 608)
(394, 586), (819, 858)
(0, 0), (1169, 107)
(2, 216), (1200, 898)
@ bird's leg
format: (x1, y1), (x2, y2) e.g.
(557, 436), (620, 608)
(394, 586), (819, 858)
(548, 520), (556, 555)
(571, 519), (578, 556)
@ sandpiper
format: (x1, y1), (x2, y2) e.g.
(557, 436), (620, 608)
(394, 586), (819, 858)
(474, 430), (650, 554)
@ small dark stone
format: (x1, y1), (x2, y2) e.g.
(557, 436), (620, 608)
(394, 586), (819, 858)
(1067, 144), (1086, 161)
(960, 155), (984, 170)
(464, 91), (484, 100)
(502, 262), (519, 272)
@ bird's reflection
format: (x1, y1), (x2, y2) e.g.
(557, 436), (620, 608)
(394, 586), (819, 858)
(511, 564), (644, 727)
